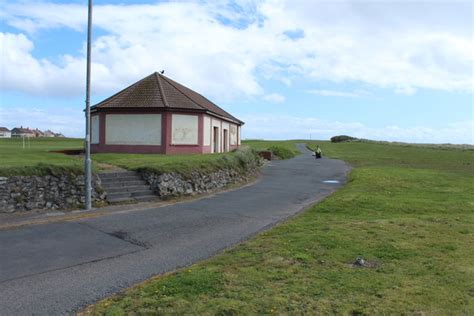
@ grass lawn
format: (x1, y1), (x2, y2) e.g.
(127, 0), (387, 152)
(0, 138), (261, 177)
(86, 140), (474, 315)
(93, 149), (258, 177)
(0, 137), (85, 176)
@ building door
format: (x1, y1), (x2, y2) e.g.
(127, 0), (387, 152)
(213, 127), (219, 153)
(223, 129), (228, 152)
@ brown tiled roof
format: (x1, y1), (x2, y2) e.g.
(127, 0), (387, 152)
(92, 72), (243, 124)
(0, 127), (10, 132)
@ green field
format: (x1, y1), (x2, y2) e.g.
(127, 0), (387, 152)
(0, 137), (84, 176)
(85, 140), (474, 315)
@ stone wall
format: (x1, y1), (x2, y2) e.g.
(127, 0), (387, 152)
(140, 167), (259, 199)
(0, 175), (106, 213)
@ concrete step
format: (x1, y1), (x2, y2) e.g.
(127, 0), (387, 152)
(100, 175), (143, 183)
(106, 196), (134, 203)
(134, 195), (158, 201)
(107, 189), (154, 200)
(131, 189), (155, 197)
(99, 171), (157, 203)
(103, 184), (151, 194)
(100, 180), (146, 188)
(98, 171), (137, 179)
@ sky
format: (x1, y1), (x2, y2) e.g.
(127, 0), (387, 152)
(0, 0), (473, 144)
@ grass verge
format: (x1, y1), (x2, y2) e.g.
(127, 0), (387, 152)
(243, 140), (300, 159)
(0, 138), (262, 177)
(93, 147), (261, 178)
(0, 138), (85, 176)
(86, 141), (474, 314)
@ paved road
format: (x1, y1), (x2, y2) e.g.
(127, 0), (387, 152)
(0, 144), (350, 315)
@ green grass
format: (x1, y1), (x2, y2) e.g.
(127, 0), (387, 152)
(242, 140), (300, 159)
(87, 140), (474, 315)
(0, 138), (85, 176)
(93, 147), (260, 177)
(0, 138), (261, 177)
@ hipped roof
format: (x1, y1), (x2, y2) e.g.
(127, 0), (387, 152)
(92, 72), (243, 124)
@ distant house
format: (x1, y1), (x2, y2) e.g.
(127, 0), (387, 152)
(33, 128), (44, 137)
(0, 127), (11, 138)
(11, 127), (35, 138)
(91, 72), (243, 154)
(43, 130), (56, 137)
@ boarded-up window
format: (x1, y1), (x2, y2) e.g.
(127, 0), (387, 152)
(172, 114), (198, 145)
(91, 115), (100, 144)
(105, 114), (161, 145)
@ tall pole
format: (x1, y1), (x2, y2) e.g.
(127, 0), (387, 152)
(84, 0), (93, 210)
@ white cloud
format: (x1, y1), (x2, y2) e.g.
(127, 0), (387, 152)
(241, 115), (474, 144)
(0, 0), (473, 101)
(263, 93), (285, 103)
(307, 89), (369, 98)
(394, 86), (417, 96)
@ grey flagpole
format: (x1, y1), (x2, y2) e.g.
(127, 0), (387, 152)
(84, 0), (93, 210)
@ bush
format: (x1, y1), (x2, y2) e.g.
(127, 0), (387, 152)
(330, 135), (359, 143)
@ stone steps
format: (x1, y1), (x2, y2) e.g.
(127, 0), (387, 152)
(99, 171), (157, 203)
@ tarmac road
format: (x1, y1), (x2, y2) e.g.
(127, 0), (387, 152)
(0, 144), (350, 315)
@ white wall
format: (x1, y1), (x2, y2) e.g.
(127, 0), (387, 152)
(237, 126), (241, 145)
(171, 114), (198, 145)
(106, 114), (162, 145)
(0, 132), (11, 138)
(203, 116), (211, 146)
(91, 115), (99, 144)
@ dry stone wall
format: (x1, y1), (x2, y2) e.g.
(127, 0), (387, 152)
(140, 167), (259, 199)
(0, 175), (106, 213)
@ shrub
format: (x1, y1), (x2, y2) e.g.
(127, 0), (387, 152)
(330, 135), (359, 143)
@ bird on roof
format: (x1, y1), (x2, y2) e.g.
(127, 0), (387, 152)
(160, 70), (165, 74)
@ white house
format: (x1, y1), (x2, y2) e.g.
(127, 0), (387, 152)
(0, 127), (11, 138)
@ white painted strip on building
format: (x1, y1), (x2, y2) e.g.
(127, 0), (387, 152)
(237, 126), (241, 145)
(203, 115), (211, 146)
(105, 114), (162, 145)
(171, 114), (198, 145)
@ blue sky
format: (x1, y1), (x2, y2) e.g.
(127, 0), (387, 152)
(0, 0), (473, 143)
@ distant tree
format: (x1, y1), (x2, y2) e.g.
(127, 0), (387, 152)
(330, 135), (359, 143)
